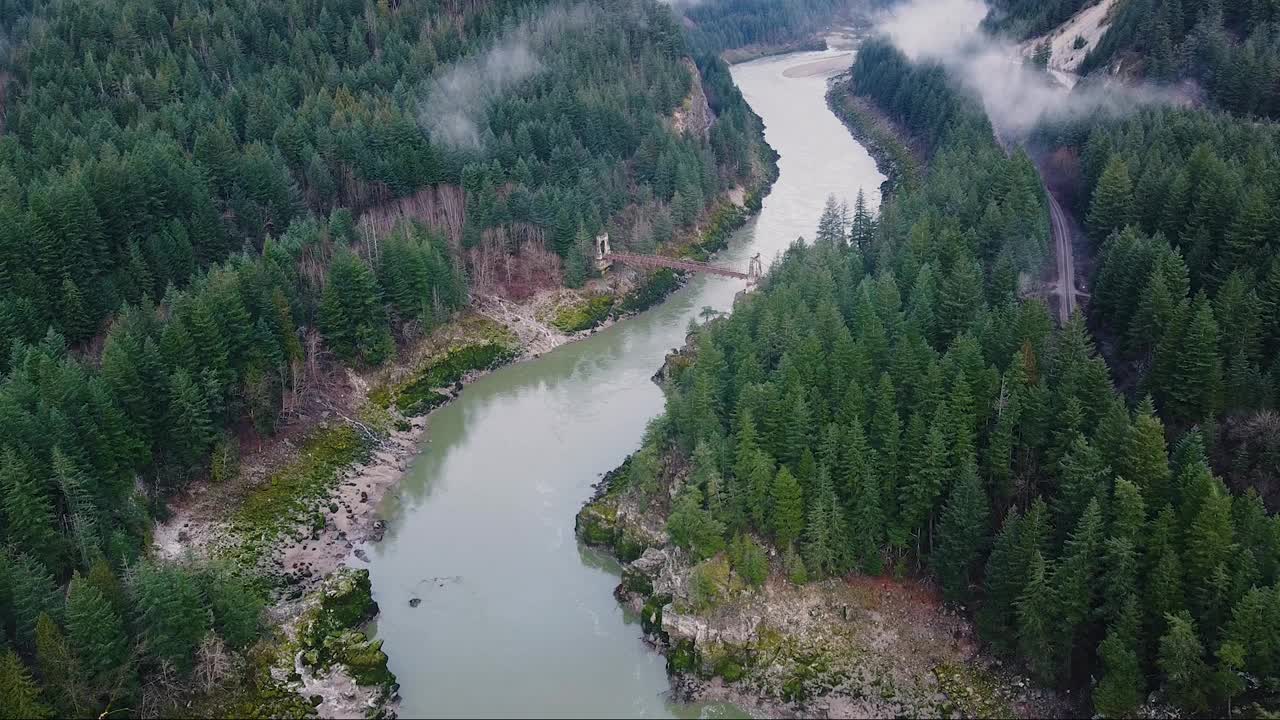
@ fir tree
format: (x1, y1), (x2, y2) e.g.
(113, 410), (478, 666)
(932, 458), (989, 602)
(1159, 611), (1211, 713)
(667, 484), (725, 561)
(66, 575), (129, 709)
(1017, 550), (1058, 683)
(1094, 595), (1144, 719)
(0, 650), (51, 719)
(1087, 157), (1136, 243)
(0, 448), (63, 572)
(771, 466), (805, 549)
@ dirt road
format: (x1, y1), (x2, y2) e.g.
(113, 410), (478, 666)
(1046, 187), (1078, 325)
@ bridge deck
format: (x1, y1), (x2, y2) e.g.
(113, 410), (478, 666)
(603, 252), (749, 279)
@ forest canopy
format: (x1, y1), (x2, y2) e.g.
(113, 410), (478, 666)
(625, 39), (1280, 718)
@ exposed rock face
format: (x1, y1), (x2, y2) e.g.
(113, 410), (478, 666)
(671, 59), (714, 140)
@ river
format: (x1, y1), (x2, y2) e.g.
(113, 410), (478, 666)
(367, 49), (885, 718)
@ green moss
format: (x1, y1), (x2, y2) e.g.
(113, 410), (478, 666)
(575, 498), (619, 547)
(614, 527), (651, 563)
(390, 342), (518, 416)
(933, 663), (1013, 718)
(640, 594), (671, 639)
(621, 566), (654, 596)
(668, 639), (700, 674)
(614, 269), (681, 316)
(296, 570), (396, 693)
(229, 425), (373, 567)
(551, 295), (615, 332)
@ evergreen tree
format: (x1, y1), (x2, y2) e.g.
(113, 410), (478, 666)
(932, 458), (989, 602)
(771, 466), (805, 549)
(1087, 157), (1136, 243)
(844, 424), (883, 573)
(1094, 595), (1144, 719)
(1124, 398), (1172, 508)
(667, 483), (725, 561)
(1159, 610), (1211, 713)
(1053, 498), (1104, 677)
(804, 467), (846, 577)
(65, 575), (129, 709)
(319, 250), (393, 365)
(7, 551), (60, 649)
(0, 650), (51, 719)
(0, 448), (63, 572)
(1018, 550), (1058, 683)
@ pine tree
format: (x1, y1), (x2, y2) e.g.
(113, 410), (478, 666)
(1094, 595), (1144, 719)
(771, 466), (804, 549)
(870, 373), (902, 544)
(844, 423), (883, 573)
(932, 458), (989, 602)
(1184, 483), (1234, 636)
(1169, 294), (1222, 424)
(319, 250), (392, 365)
(51, 448), (100, 568)
(1217, 187), (1271, 282)
(129, 563), (210, 672)
(1109, 477), (1146, 544)
(728, 534), (769, 588)
(0, 650), (51, 719)
(165, 368), (214, 477)
(1100, 536), (1140, 626)
(1159, 610), (1211, 713)
(1055, 433), (1108, 534)
(34, 612), (80, 716)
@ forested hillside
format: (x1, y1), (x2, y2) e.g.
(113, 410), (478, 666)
(982, 0), (1092, 38)
(618, 40), (1280, 718)
(991, 0), (1280, 119)
(675, 0), (846, 56)
(1035, 108), (1280, 510)
(0, 0), (768, 714)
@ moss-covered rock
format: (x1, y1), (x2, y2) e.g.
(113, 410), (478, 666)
(933, 663), (1013, 718)
(296, 569), (396, 693)
(668, 639), (700, 674)
(614, 526), (651, 563)
(551, 295), (615, 332)
(621, 566), (654, 596)
(575, 498), (619, 548)
(324, 630), (395, 688)
(640, 594), (671, 640)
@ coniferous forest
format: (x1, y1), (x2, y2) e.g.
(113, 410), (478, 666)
(618, 37), (1280, 718)
(4, 0), (1280, 715)
(0, 0), (770, 714)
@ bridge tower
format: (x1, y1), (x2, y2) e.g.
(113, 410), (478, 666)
(747, 253), (763, 285)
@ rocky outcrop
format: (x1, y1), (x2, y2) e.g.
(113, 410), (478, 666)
(671, 59), (714, 140)
(293, 569), (398, 718)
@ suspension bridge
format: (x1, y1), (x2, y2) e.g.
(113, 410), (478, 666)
(594, 232), (762, 283)
(603, 251), (763, 283)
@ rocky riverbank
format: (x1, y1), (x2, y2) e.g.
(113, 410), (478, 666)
(576, 334), (1074, 719)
